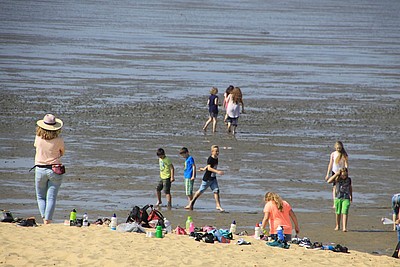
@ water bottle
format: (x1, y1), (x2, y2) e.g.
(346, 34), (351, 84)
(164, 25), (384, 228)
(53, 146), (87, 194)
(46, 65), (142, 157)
(185, 216), (192, 232)
(229, 220), (237, 234)
(155, 225), (163, 238)
(164, 218), (172, 234)
(254, 223), (260, 239)
(189, 222), (195, 233)
(277, 225), (284, 241)
(82, 213), (89, 227)
(69, 209), (77, 226)
(110, 213), (117, 230)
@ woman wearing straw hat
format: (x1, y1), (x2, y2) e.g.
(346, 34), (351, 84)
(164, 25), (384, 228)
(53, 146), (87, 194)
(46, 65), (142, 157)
(34, 114), (65, 224)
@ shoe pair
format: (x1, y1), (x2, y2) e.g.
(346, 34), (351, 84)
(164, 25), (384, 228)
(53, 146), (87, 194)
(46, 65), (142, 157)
(17, 217), (37, 227)
(333, 244), (349, 253)
(267, 239), (290, 249)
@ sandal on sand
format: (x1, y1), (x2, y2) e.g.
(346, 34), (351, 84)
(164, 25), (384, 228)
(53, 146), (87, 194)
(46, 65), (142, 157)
(333, 244), (349, 253)
(17, 217), (37, 227)
(237, 238), (251, 245)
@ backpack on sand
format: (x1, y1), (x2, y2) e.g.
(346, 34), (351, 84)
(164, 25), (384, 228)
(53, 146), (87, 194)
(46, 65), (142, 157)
(147, 206), (165, 228)
(126, 204), (150, 226)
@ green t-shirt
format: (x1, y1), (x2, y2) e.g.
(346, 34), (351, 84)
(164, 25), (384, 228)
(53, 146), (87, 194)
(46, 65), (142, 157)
(159, 156), (172, 179)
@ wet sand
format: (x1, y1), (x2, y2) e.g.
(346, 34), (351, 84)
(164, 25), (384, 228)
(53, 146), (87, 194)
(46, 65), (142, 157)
(1, 93), (399, 256)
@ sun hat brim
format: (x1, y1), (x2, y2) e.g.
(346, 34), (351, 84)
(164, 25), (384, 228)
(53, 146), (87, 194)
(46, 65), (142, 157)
(36, 118), (63, 131)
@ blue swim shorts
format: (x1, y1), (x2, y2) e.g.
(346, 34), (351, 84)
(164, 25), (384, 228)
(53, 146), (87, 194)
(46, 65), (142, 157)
(198, 179), (219, 194)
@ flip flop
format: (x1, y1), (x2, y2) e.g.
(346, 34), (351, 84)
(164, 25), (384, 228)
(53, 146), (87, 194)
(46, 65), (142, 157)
(237, 238), (251, 245)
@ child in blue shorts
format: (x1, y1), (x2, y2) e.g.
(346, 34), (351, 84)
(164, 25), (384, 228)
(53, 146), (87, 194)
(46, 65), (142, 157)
(186, 145), (224, 212)
(179, 147), (196, 208)
(327, 167), (352, 232)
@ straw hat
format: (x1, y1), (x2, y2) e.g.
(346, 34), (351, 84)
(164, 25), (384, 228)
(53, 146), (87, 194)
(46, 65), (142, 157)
(36, 114), (63, 131)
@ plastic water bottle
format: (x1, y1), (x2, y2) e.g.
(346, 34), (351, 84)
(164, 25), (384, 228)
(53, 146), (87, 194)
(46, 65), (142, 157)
(82, 213), (89, 227)
(185, 216), (192, 232)
(69, 209), (77, 226)
(189, 222), (195, 233)
(164, 218), (172, 234)
(155, 225), (163, 238)
(110, 213), (117, 230)
(229, 220), (237, 234)
(254, 223), (260, 239)
(277, 226), (284, 241)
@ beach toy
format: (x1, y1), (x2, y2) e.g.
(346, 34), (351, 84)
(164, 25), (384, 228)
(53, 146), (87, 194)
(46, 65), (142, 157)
(110, 213), (117, 230)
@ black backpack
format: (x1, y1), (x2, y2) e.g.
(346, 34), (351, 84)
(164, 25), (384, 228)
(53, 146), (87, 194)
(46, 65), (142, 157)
(126, 204), (151, 226)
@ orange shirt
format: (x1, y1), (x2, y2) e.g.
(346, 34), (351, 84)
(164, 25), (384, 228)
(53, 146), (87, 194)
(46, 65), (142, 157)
(34, 135), (65, 165)
(263, 200), (293, 234)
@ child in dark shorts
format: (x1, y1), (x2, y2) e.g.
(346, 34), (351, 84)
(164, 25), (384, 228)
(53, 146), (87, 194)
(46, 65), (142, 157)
(156, 148), (174, 208)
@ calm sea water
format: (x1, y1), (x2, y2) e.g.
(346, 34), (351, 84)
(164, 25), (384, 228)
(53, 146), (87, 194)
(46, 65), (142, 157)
(1, 0), (399, 100)
(1, 0), (399, 216)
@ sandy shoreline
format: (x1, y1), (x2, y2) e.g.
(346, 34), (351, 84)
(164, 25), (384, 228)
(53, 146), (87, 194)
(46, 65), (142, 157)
(0, 223), (398, 267)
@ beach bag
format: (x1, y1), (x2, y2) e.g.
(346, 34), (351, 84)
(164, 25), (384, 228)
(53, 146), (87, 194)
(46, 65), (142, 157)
(147, 207), (165, 228)
(0, 210), (14, 223)
(126, 204), (150, 226)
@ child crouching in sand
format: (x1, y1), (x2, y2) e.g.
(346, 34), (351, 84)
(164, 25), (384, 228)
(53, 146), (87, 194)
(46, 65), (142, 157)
(327, 167), (352, 232)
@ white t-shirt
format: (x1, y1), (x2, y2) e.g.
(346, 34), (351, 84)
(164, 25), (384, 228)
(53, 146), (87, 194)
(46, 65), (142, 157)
(226, 99), (240, 118)
(331, 151), (346, 173)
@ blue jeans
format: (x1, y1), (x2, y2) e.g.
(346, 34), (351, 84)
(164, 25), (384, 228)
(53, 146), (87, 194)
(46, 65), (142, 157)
(35, 167), (63, 220)
(396, 224), (400, 242)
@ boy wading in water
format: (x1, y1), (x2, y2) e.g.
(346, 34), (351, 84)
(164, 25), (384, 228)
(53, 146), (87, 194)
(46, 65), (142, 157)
(156, 148), (175, 208)
(179, 147), (196, 207)
(327, 167), (352, 232)
(186, 145), (224, 212)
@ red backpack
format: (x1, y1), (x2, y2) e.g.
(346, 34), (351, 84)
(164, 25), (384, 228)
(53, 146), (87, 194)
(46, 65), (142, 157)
(147, 206), (165, 228)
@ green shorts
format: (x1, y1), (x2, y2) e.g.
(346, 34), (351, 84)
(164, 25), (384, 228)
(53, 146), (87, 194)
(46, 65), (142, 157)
(335, 198), (350, 215)
(184, 179), (194, 196)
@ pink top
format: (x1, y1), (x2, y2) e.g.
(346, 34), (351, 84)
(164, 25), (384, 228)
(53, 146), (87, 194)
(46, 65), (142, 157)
(34, 135), (65, 165)
(263, 200), (293, 234)
(223, 93), (231, 109)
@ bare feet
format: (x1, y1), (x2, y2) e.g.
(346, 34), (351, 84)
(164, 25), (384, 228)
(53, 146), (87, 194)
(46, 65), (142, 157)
(216, 207), (225, 212)
(334, 226), (339, 231)
(342, 229), (348, 232)
(155, 201), (162, 207)
(43, 219), (51, 224)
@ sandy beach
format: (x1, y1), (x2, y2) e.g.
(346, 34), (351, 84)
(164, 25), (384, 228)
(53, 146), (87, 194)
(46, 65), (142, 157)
(0, 223), (398, 267)
(1, 0), (400, 266)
